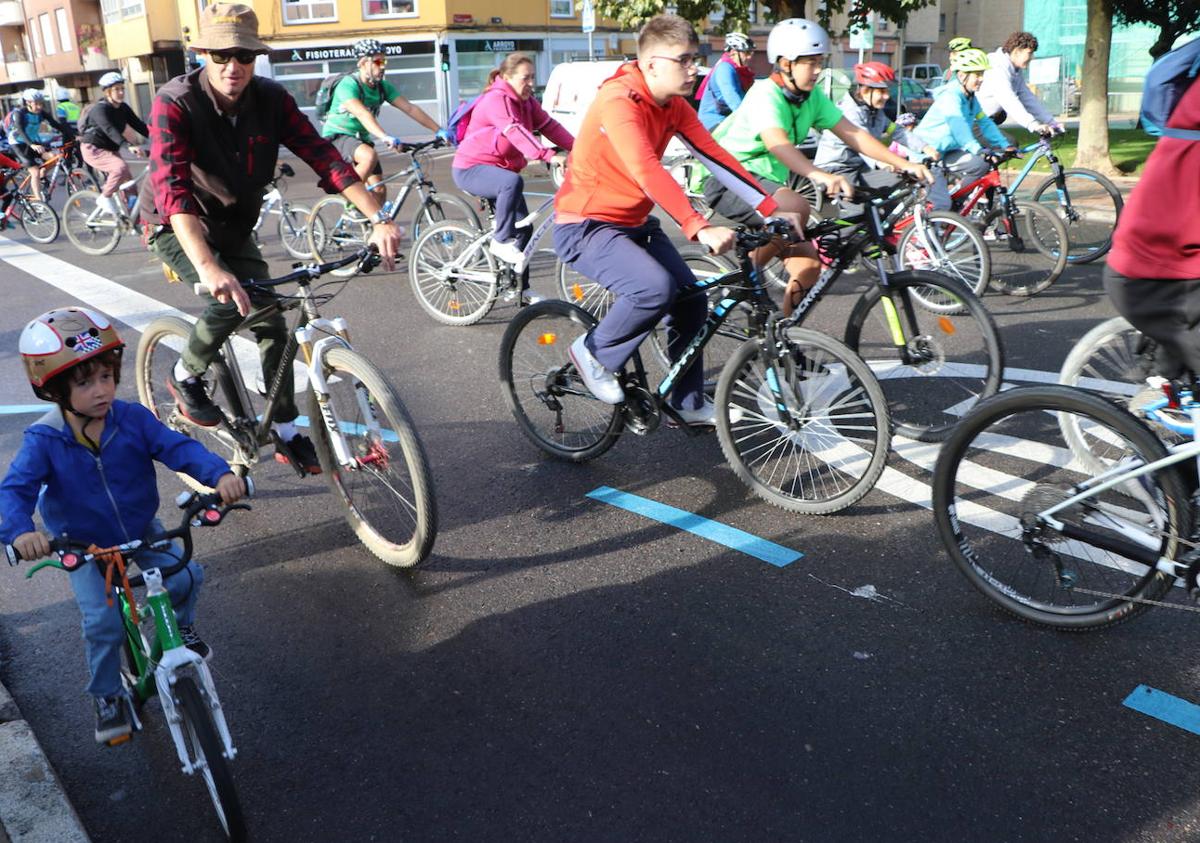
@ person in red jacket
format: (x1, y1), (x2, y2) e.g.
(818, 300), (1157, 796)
(554, 14), (803, 424)
(1104, 74), (1200, 382)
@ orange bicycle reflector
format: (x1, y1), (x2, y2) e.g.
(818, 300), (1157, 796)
(449, 299), (461, 311)
(107, 733), (132, 746)
(570, 283), (584, 302)
(537, 332), (558, 346)
(937, 317), (956, 335)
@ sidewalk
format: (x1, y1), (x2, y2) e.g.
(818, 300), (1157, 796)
(0, 672), (90, 842)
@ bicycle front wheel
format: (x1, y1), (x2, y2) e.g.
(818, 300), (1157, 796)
(309, 346), (437, 567)
(410, 192), (482, 239)
(1031, 168), (1123, 265)
(408, 221), (498, 326)
(277, 203), (318, 259)
(308, 196), (370, 276)
(985, 202), (1068, 297)
(62, 190), (121, 255)
(844, 270), (1004, 442)
(716, 328), (891, 514)
(18, 198), (59, 243)
(895, 211), (990, 310)
(500, 299), (623, 461)
(173, 677), (246, 842)
(932, 384), (1185, 630)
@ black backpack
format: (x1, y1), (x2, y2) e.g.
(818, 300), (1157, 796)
(313, 72), (364, 121)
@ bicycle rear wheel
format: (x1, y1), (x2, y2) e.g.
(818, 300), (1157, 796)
(62, 189), (121, 255)
(985, 202), (1068, 297)
(500, 299), (623, 461)
(1031, 168), (1123, 265)
(557, 261), (615, 319)
(173, 677), (246, 842)
(309, 346), (437, 567)
(932, 384), (1185, 630)
(895, 211), (990, 312)
(843, 270), (1004, 442)
(408, 221), (498, 325)
(308, 196), (370, 276)
(410, 192), (482, 239)
(715, 328), (891, 514)
(18, 197), (59, 243)
(277, 203), (318, 259)
(65, 168), (97, 194)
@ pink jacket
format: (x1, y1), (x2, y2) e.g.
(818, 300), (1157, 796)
(452, 77), (574, 172)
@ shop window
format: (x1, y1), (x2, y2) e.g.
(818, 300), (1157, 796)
(283, 0), (338, 24)
(363, 0), (416, 18)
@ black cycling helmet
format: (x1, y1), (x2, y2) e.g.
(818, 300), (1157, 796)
(353, 38), (385, 60)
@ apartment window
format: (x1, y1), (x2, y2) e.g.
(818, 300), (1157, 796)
(283, 0), (338, 24)
(39, 13), (56, 54)
(550, 0), (572, 18)
(939, 13), (945, 33)
(363, 0), (416, 18)
(101, 0), (143, 22)
(55, 9), (72, 52)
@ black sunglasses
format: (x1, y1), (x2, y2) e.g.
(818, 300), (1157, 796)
(208, 49), (258, 65)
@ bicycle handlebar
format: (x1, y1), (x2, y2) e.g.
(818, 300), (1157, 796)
(387, 138), (447, 154)
(5, 478), (255, 583)
(240, 247), (382, 291)
(735, 217), (802, 252)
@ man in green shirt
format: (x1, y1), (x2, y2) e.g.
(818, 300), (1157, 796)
(320, 38), (450, 207)
(701, 18), (929, 314)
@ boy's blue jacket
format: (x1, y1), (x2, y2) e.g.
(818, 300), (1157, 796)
(0, 399), (231, 547)
(914, 83), (1008, 155)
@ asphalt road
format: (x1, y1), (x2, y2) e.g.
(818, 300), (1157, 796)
(1, 152), (1198, 843)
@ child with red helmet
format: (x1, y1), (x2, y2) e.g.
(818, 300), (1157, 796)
(0, 307), (245, 744)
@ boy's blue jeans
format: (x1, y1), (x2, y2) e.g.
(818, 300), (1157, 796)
(67, 520), (204, 699)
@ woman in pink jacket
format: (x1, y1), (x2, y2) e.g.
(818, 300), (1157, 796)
(452, 53), (574, 276)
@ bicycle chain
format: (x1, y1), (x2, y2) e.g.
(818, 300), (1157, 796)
(1070, 586), (1200, 613)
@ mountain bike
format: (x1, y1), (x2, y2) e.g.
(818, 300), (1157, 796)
(1011, 132), (1123, 264)
(61, 164), (149, 255)
(6, 486), (254, 840)
(951, 148), (1069, 296)
(931, 381), (1200, 631)
(500, 218), (892, 515)
(0, 168), (58, 242)
(251, 162), (323, 260)
(13, 140), (96, 200)
(307, 139), (479, 276)
(135, 249), (437, 567)
(408, 193), (554, 325)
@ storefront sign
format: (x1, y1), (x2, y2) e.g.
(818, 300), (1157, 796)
(271, 41), (435, 64)
(455, 39), (544, 53)
(452, 13), (474, 23)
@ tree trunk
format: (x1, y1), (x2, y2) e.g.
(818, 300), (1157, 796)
(1075, 0), (1122, 176)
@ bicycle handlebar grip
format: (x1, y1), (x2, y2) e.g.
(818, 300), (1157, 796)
(4, 545), (17, 566)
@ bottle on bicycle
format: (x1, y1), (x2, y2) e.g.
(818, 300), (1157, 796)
(451, 51), (573, 288)
(78, 71), (149, 219)
(142, 3), (402, 474)
(0, 307), (246, 745)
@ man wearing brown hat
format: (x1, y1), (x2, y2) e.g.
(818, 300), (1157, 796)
(143, 3), (401, 473)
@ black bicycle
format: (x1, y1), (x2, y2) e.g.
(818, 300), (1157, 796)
(136, 249), (437, 567)
(500, 218), (892, 515)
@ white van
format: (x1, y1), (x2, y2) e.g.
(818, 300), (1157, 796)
(903, 63), (944, 89)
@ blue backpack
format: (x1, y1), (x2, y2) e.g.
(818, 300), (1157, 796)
(1140, 37), (1200, 141)
(446, 94), (482, 145)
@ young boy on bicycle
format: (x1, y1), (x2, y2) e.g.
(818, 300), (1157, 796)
(553, 14), (804, 422)
(0, 308), (246, 744)
(142, 4), (401, 473)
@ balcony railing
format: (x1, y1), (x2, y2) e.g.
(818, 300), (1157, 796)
(6, 59), (34, 81)
(0, 0), (21, 27)
(81, 50), (117, 71)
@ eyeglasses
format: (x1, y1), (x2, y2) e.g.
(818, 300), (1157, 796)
(651, 53), (700, 68)
(370, 57), (387, 67)
(208, 49), (258, 66)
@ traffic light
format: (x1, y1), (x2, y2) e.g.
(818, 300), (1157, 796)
(440, 45), (450, 72)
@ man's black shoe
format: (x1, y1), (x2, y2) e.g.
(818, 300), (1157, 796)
(167, 373), (223, 428)
(275, 433), (322, 475)
(179, 624), (213, 662)
(94, 695), (132, 745)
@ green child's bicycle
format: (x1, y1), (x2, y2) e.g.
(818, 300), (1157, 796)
(6, 485), (255, 841)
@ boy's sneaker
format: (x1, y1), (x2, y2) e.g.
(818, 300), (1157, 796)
(568, 335), (624, 405)
(489, 237), (526, 271)
(178, 625), (213, 662)
(668, 398), (744, 427)
(94, 695), (132, 745)
(274, 433), (322, 475)
(167, 373), (223, 428)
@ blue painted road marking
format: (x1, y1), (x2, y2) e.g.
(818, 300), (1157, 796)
(586, 486), (803, 568)
(1123, 685), (1200, 735)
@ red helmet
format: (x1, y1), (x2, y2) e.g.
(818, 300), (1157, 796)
(854, 62), (895, 88)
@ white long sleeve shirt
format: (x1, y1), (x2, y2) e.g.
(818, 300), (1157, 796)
(977, 49), (1055, 131)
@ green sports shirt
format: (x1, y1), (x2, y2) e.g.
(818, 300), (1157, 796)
(320, 75), (400, 142)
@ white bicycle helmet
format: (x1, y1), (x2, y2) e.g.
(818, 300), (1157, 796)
(724, 32), (754, 53)
(767, 18), (830, 63)
(98, 72), (125, 89)
(22, 88), (44, 103)
(353, 38), (385, 60)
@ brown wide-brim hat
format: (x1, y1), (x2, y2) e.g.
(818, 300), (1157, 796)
(190, 3), (269, 54)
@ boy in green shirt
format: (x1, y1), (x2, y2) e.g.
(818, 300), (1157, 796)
(701, 19), (930, 314)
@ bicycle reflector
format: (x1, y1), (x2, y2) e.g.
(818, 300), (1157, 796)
(937, 317), (956, 335)
(537, 332), (557, 346)
(61, 552), (82, 570)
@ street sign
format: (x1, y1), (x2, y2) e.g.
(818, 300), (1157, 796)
(848, 16), (874, 51)
(581, 0), (595, 34)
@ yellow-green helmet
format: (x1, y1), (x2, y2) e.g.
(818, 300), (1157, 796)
(951, 48), (990, 73)
(947, 36), (973, 53)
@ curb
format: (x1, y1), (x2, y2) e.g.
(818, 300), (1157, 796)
(0, 679), (91, 843)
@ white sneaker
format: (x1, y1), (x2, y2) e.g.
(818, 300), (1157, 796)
(569, 335), (624, 405)
(671, 397), (744, 427)
(489, 237), (526, 270)
(521, 291), (545, 306)
(94, 194), (119, 217)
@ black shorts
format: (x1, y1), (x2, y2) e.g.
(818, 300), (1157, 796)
(328, 133), (382, 177)
(1104, 265), (1200, 380)
(703, 175), (785, 225)
(10, 142), (40, 167)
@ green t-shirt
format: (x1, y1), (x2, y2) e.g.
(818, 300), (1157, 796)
(320, 75), (400, 142)
(711, 79), (844, 186)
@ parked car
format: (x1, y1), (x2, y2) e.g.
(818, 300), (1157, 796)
(886, 78), (934, 122)
(902, 63), (943, 89)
